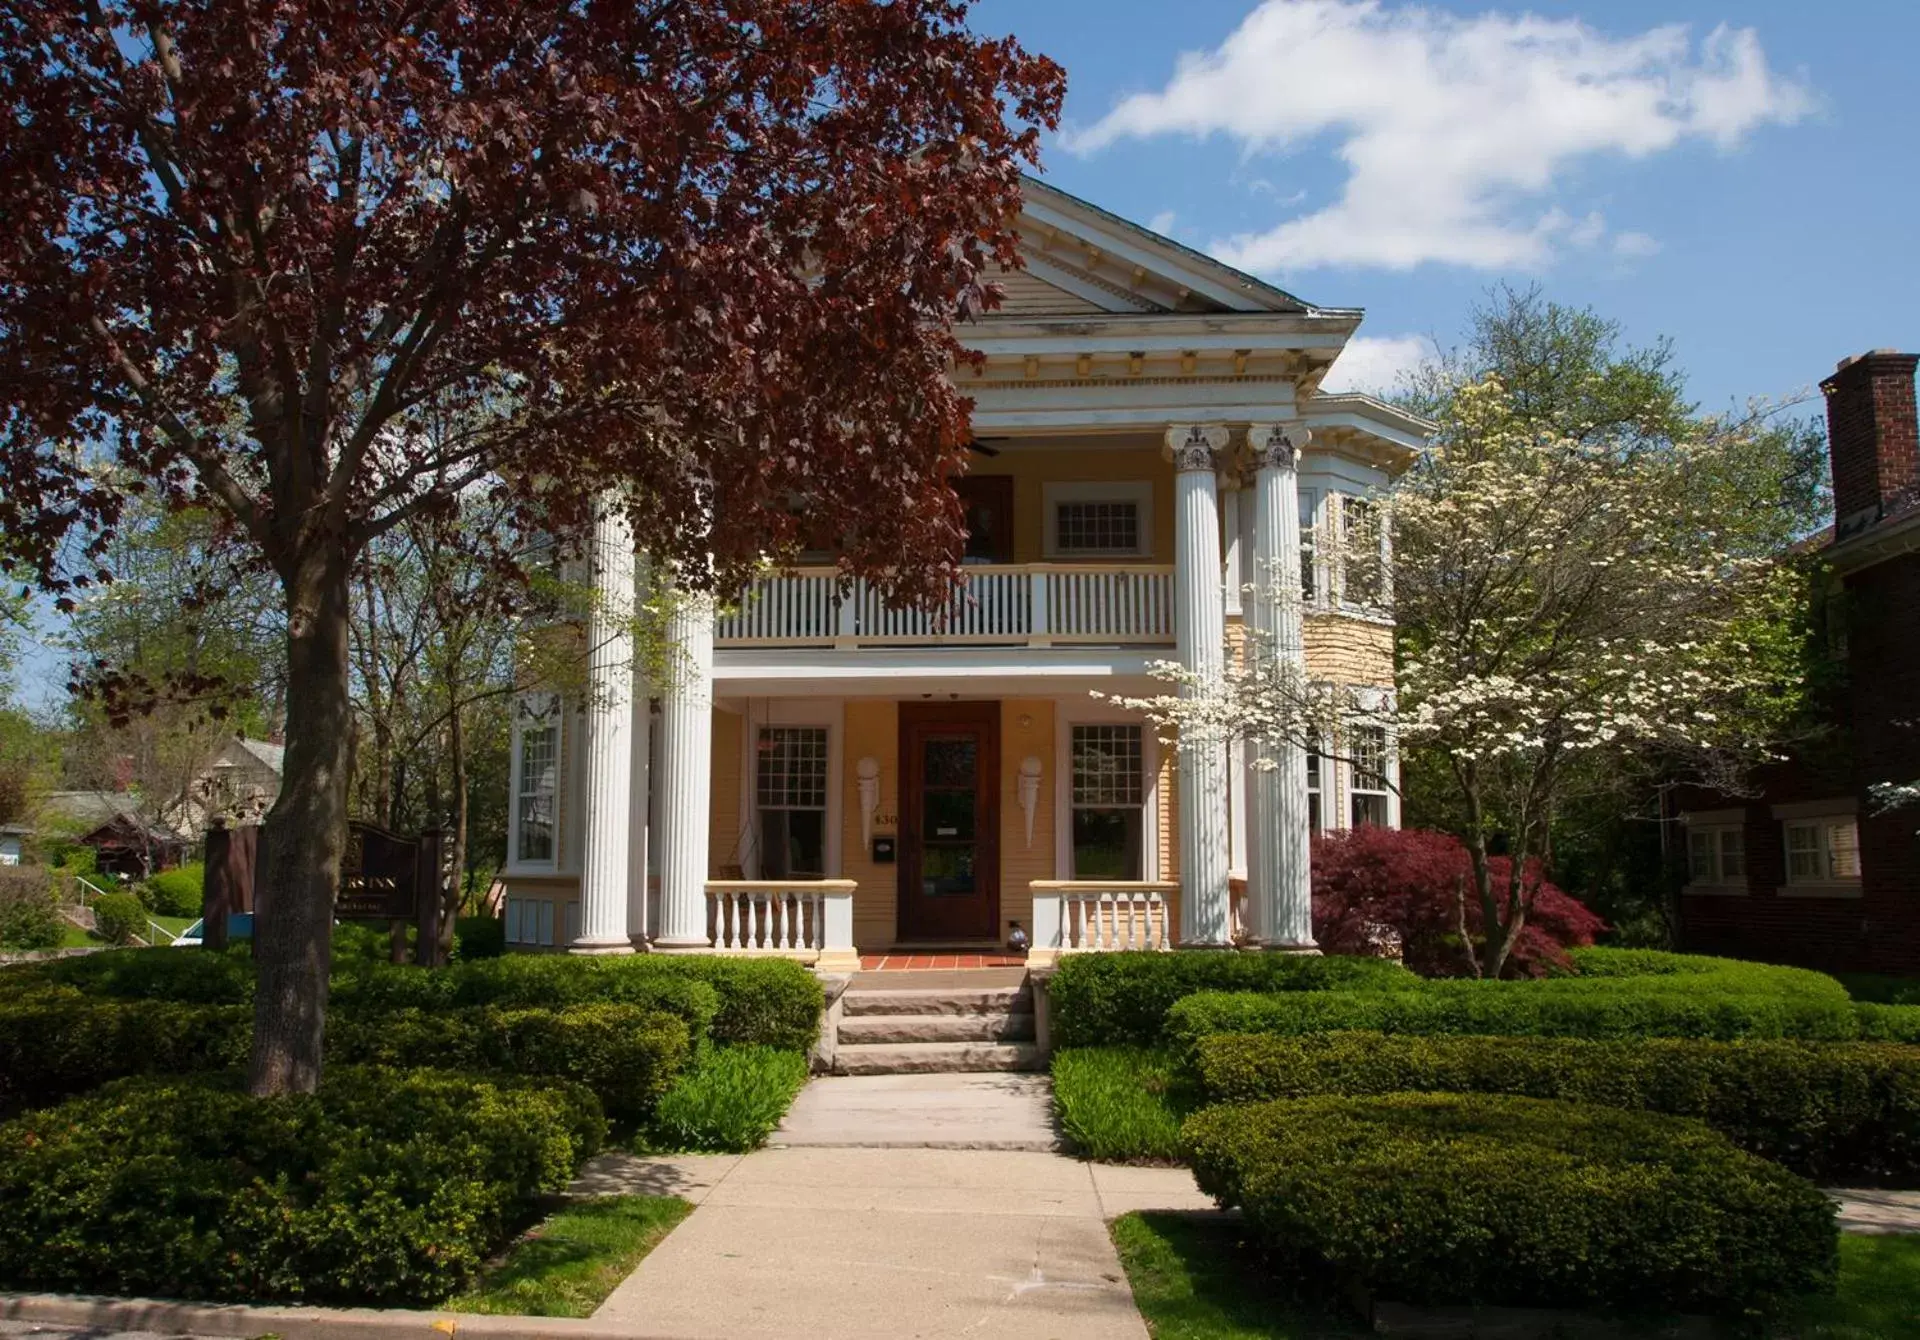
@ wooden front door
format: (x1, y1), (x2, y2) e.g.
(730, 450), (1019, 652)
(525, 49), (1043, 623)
(955, 476), (1014, 564)
(897, 701), (1001, 941)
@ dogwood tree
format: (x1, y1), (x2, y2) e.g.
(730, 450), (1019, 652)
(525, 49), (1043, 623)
(0, 0), (1062, 1091)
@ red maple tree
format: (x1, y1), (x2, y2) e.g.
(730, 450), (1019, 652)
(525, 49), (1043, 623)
(0, 0), (1062, 1092)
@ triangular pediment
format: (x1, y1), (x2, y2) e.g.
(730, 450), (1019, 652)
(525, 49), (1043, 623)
(984, 176), (1311, 320)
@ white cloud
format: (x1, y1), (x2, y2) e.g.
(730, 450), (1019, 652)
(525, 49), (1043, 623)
(1321, 333), (1437, 395)
(1063, 1), (1813, 273)
(1148, 209), (1179, 236)
(1613, 230), (1662, 259)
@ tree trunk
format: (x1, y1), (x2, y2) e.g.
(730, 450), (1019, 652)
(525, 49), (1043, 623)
(249, 548), (354, 1096)
(438, 698), (468, 962)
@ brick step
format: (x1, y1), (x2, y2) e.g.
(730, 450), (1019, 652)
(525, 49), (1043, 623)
(836, 1011), (1035, 1045)
(831, 1041), (1046, 1076)
(841, 986), (1032, 1017)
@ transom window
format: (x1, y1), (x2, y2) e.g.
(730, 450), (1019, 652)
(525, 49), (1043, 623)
(757, 727), (828, 878)
(1785, 818), (1860, 884)
(1349, 725), (1390, 828)
(1687, 826), (1746, 884)
(1071, 725), (1145, 879)
(515, 719), (558, 864)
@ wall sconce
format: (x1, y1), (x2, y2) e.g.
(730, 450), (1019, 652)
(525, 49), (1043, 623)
(1018, 755), (1043, 849)
(857, 756), (881, 851)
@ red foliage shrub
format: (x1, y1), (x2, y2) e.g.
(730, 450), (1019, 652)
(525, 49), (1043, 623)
(1311, 827), (1605, 977)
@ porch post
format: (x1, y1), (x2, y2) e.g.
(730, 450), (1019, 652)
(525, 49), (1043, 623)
(1247, 423), (1317, 950)
(1166, 424), (1233, 947)
(571, 492), (637, 954)
(653, 575), (716, 952)
(627, 558), (653, 946)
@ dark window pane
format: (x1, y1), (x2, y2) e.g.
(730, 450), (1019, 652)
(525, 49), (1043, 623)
(923, 737), (977, 788)
(761, 809), (825, 878)
(1351, 793), (1390, 828)
(1072, 725), (1144, 805)
(924, 790), (976, 840)
(920, 843), (976, 896)
(1073, 807), (1143, 880)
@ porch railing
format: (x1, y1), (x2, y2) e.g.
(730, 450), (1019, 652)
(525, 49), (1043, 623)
(1027, 880), (1181, 964)
(715, 564), (1175, 647)
(703, 879), (858, 970)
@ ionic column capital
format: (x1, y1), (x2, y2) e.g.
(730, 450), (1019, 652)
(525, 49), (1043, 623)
(1165, 423), (1231, 472)
(1247, 422), (1311, 473)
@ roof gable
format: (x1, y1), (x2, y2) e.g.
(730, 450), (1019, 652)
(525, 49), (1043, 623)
(988, 177), (1313, 319)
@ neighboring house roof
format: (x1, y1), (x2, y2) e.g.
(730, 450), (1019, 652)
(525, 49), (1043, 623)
(35, 791), (187, 844)
(232, 738), (286, 775)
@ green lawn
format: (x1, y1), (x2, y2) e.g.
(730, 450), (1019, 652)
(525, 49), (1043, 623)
(55, 913), (196, 949)
(1111, 1213), (1920, 1340)
(444, 1195), (693, 1318)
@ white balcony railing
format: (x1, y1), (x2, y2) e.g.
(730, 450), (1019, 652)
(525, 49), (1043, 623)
(1027, 880), (1181, 965)
(704, 879), (858, 970)
(715, 564), (1174, 647)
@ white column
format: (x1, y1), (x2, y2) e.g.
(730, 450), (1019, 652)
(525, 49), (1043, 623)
(571, 493), (636, 954)
(1247, 423), (1317, 950)
(653, 578), (716, 951)
(626, 560), (652, 946)
(1167, 424), (1233, 947)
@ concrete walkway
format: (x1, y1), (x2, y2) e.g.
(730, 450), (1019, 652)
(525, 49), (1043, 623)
(587, 1147), (1211, 1339)
(1830, 1187), (1920, 1234)
(774, 1073), (1062, 1150)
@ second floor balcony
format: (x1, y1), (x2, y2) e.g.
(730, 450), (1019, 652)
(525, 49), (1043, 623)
(715, 563), (1176, 649)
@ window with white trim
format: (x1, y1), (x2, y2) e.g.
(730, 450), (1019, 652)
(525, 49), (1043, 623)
(1071, 725), (1145, 879)
(1043, 482), (1153, 558)
(1785, 818), (1860, 884)
(505, 897), (557, 947)
(1299, 490), (1319, 602)
(756, 727), (828, 878)
(1349, 725), (1390, 828)
(1686, 826), (1746, 884)
(1340, 496), (1385, 606)
(515, 710), (560, 864)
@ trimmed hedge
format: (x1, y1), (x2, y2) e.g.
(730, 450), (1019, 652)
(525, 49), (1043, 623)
(0, 1068), (604, 1306)
(0, 947), (253, 1004)
(328, 1004), (690, 1122)
(1047, 950), (1417, 1048)
(1564, 947), (1854, 999)
(1166, 982), (1864, 1055)
(144, 863), (204, 918)
(453, 914), (506, 961)
(1856, 1002), (1920, 1043)
(1194, 1031), (1920, 1182)
(90, 891), (146, 946)
(1184, 1093), (1837, 1314)
(0, 996), (251, 1114)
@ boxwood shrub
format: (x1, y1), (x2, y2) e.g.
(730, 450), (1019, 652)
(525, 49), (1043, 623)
(1166, 982), (1863, 1056)
(328, 1003), (690, 1122)
(1046, 950), (1417, 1048)
(1184, 1093), (1837, 1315)
(0, 947), (253, 1004)
(1564, 947), (1853, 999)
(0, 1068), (605, 1306)
(0, 995), (250, 1114)
(1194, 1031), (1920, 1183)
(1855, 1002), (1920, 1043)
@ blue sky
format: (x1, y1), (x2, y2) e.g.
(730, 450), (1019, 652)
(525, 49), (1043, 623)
(970, 0), (1920, 414)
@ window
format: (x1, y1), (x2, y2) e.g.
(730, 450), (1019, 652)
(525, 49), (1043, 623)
(1043, 482), (1153, 558)
(1349, 725), (1390, 828)
(506, 897), (556, 947)
(1687, 826), (1746, 884)
(1785, 818), (1860, 884)
(757, 727), (828, 878)
(1340, 495), (1385, 606)
(515, 718), (559, 864)
(1299, 491), (1319, 602)
(1072, 725), (1145, 879)
(1306, 747), (1323, 831)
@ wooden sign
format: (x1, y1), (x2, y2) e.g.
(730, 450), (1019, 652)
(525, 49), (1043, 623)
(336, 821), (424, 920)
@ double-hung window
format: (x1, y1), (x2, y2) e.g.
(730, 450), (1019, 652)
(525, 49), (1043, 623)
(1784, 817), (1860, 885)
(1071, 725), (1146, 879)
(1340, 496), (1385, 607)
(1299, 491), (1319, 602)
(514, 709), (559, 865)
(1306, 746), (1323, 831)
(1348, 725), (1391, 828)
(757, 727), (828, 878)
(1686, 826), (1747, 884)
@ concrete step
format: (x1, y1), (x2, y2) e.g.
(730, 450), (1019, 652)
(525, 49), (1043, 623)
(831, 1041), (1046, 1075)
(836, 1011), (1035, 1045)
(841, 986), (1032, 1017)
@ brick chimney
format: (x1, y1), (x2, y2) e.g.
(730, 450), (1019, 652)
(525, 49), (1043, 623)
(1822, 349), (1920, 541)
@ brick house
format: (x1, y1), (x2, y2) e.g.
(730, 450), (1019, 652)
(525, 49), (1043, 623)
(1677, 350), (1920, 974)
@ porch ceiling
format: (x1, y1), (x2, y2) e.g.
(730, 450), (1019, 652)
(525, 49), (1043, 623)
(711, 645), (1165, 700)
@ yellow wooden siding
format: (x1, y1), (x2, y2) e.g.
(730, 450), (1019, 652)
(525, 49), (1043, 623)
(999, 699), (1055, 943)
(988, 267), (1106, 317)
(1304, 614), (1395, 687)
(965, 447), (1175, 564)
(709, 709), (744, 876)
(842, 699), (900, 950)
(1157, 733), (1179, 883)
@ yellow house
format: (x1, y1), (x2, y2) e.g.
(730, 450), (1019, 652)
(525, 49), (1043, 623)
(499, 180), (1425, 986)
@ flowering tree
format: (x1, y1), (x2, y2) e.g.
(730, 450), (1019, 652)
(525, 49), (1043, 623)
(1392, 376), (1790, 976)
(0, 0), (1062, 1092)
